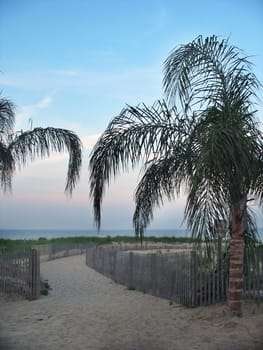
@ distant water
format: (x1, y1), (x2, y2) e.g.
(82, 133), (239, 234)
(0, 228), (191, 240)
(0, 228), (262, 240)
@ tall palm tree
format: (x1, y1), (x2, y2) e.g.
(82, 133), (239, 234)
(89, 35), (262, 317)
(0, 97), (82, 194)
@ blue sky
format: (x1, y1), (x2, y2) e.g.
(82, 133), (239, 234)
(0, 0), (262, 230)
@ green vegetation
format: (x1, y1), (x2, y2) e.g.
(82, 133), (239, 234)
(127, 285), (136, 291)
(0, 235), (195, 252)
(40, 279), (51, 296)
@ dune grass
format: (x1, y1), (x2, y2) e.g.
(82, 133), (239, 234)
(0, 235), (196, 252)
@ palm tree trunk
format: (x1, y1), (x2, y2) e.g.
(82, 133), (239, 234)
(228, 196), (246, 317)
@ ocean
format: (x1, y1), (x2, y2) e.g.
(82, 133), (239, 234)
(0, 228), (191, 240)
(0, 228), (262, 240)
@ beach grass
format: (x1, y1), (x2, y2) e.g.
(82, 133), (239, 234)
(0, 235), (196, 252)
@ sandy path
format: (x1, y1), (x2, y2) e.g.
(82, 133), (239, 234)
(1, 255), (263, 350)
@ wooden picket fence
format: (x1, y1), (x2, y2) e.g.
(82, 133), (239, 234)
(243, 245), (263, 300)
(31, 243), (88, 261)
(86, 244), (263, 307)
(0, 249), (40, 300)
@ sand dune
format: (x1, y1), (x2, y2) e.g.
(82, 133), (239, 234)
(1, 255), (263, 350)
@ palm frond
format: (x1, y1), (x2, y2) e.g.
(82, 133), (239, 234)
(132, 131), (199, 237)
(0, 141), (15, 192)
(8, 127), (82, 194)
(133, 156), (180, 237)
(163, 35), (260, 113)
(89, 100), (186, 229)
(0, 97), (15, 136)
(185, 174), (229, 243)
(244, 207), (260, 244)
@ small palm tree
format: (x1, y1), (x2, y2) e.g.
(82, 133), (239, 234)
(89, 36), (262, 316)
(0, 97), (82, 194)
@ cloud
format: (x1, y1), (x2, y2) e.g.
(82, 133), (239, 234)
(15, 95), (53, 129)
(1, 65), (162, 100)
(36, 96), (53, 109)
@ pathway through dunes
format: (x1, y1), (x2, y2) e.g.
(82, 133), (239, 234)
(1, 255), (263, 350)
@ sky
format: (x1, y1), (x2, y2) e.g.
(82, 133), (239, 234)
(0, 0), (262, 231)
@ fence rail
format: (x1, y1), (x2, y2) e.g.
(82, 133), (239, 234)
(31, 243), (88, 261)
(0, 249), (40, 300)
(0, 243), (86, 299)
(86, 244), (263, 307)
(243, 247), (263, 300)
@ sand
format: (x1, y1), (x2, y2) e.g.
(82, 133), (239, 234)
(0, 255), (263, 350)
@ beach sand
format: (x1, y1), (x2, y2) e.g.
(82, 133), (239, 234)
(0, 255), (262, 350)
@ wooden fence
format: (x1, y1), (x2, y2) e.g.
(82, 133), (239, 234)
(243, 246), (263, 300)
(86, 244), (263, 307)
(31, 243), (87, 261)
(0, 249), (40, 300)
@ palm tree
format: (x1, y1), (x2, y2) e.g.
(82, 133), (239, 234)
(0, 96), (82, 194)
(89, 35), (262, 317)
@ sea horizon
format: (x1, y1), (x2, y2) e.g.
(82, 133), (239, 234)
(0, 228), (192, 240)
(0, 227), (262, 240)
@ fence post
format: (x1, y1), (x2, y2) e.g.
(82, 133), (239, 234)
(151, 254), (157, 295)
(217, 237), (222, 301)
(128, 252), (134, 288)
(30, 249), (40, 300)
(190, 250), (197, 307)
(113, 248), (118, 282)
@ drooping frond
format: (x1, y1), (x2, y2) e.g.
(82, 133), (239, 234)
(184, 103), (263, 243)
(89, 100), (185, 229)
(248, 129), (263, 207)
(8, 127), (82, 194)
(163, 35), (260, 113)
(245, 207), (260, 244)
(0, 141), (15, 192)
(193, 106), (263, 199)
(0, 97), (15, 136)
(185, 175), (229, 242)
(133, 153), (190, 237)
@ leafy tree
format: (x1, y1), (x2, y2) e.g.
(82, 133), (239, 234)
(0, 97), (82, 194)
(89, 35), (262, 316)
